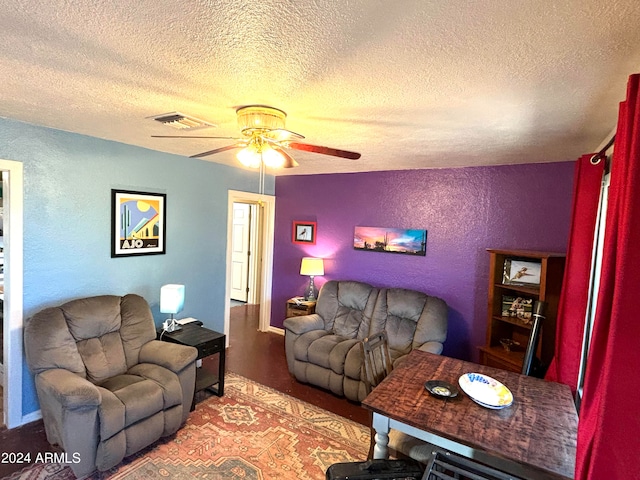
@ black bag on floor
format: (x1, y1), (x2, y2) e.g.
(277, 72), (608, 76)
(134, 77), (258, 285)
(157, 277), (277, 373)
(326, 459), (424, 480)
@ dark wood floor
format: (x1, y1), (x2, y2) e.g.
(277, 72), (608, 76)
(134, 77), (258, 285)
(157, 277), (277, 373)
(224, 304), (369, 425)
(0, 304), (368, 478)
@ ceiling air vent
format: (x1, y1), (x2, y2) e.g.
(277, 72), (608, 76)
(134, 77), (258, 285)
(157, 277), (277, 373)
(150, 112), (216, 130)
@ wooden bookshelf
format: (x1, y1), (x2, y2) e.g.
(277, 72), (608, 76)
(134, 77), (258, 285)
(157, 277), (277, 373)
(479, 249), (565, 375)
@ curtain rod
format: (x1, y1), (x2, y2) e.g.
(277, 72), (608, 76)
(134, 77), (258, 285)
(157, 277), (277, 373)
(590, 135), (615, 165)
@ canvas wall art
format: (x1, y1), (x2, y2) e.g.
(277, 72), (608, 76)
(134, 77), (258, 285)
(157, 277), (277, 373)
(354, 226), (427, 256)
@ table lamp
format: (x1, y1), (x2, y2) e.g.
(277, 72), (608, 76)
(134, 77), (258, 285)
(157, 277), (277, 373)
(160, 284), (185, 332)
(300, 257), (324, 301)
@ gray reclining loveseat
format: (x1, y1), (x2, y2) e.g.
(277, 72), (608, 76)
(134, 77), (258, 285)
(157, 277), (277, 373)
(283, 280), (448, 402)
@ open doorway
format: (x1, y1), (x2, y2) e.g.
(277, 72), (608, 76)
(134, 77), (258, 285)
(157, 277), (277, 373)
(0, 159), (24, 429)
(224, 190), (275, 343)
(229, 202), (260, 306)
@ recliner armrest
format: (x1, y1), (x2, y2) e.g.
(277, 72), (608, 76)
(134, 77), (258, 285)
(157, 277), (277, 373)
(283, 314), (325, 334)
(139, 340), (198, 373)
(36, 369), (101, 409)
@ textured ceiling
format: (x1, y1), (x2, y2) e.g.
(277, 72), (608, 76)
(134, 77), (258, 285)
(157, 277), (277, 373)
(1, 1), (639, 176)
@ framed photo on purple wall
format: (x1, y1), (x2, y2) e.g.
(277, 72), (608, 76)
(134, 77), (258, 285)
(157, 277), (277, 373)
(292, 221), (316, 244)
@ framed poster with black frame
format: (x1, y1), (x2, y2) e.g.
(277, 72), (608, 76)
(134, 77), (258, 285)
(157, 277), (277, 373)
(111, 189), (166, 257)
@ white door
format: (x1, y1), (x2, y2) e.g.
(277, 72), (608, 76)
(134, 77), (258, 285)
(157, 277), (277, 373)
(230, 203), (251, 302)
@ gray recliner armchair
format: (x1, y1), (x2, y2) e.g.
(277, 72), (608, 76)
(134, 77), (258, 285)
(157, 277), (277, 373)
(284, 280), (448, 402)
(24, 294), (198, 478)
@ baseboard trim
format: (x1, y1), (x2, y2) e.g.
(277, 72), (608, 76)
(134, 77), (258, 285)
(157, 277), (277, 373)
(21, 409), (42, 427)
(267, 326), (284, 336)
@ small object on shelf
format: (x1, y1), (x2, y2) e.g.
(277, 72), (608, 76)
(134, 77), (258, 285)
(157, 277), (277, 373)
(502, 258), (542, 286)
(499, 338), (519, 351)
(176, 317), (202, 326)
(501, 295), (534, 323)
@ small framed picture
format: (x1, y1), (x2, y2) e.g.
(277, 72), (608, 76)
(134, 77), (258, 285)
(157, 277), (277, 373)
(112, 189), (166, 257)
(502, 259), (541, 286)
(292, 221), (316, 245)
(501, 295), (534, 323)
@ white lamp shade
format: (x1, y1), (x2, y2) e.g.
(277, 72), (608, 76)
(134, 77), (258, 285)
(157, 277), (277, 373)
(160, 284), (185, 314)
(300, 257), (324, 276)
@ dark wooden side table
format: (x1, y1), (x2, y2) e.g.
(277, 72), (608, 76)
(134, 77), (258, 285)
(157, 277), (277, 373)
(157, 322), (225, 409)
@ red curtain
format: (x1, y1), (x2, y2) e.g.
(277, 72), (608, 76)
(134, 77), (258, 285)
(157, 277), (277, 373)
(576, 74), (640, 478)
(545, 154), (603, 392)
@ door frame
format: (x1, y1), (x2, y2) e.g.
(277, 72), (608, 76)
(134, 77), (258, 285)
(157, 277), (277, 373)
(0, 159), (24, 429)
(246, 203), (261, 305)
(224, 190), (275, 340)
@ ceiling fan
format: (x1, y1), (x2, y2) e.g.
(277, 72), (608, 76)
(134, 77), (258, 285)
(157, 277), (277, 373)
(152, 105), (361, 168)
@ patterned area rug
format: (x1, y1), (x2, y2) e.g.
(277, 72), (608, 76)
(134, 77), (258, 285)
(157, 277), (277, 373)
(8, 373), (370, 479)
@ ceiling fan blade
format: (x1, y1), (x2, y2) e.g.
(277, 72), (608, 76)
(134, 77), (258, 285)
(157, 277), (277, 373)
(287, 142), (361, 160)
(190, 144), (241, 158)
(152, 135), (238, 139)
(269, 129), (305, 141)
(274, 147), (300, 168)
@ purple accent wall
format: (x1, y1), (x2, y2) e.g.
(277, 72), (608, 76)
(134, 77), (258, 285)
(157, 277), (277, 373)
(272, 162), (575, 361)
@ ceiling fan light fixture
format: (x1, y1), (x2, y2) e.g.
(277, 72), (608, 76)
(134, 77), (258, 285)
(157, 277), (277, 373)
(156, 105), (360, 167)
(262, 147), (285, 168)
(236, 139), (285, 169)
(236, 105), (286, 133)
(236, 142), (262, 168)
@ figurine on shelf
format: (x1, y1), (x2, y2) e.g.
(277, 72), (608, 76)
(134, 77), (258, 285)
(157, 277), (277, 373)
(504, 296), (533, 324)
(500, 338), (520, 351)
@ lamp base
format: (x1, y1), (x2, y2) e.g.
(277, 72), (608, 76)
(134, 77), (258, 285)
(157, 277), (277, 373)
(304, 276), (317, 301)
(163, 318), (182, 332)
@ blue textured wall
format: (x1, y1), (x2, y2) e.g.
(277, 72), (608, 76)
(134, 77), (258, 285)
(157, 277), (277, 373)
(0, 118), (274, 417)
(272, 163), (575, 361)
